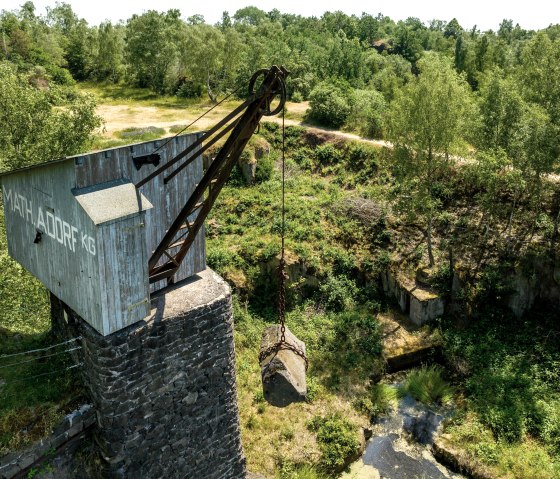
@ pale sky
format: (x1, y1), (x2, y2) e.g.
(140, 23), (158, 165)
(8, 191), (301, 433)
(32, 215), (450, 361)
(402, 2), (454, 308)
(2, 0), (559, 32)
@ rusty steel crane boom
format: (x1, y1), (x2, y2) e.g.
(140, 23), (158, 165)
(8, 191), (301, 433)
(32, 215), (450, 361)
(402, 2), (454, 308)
(134, 65), (289, 285)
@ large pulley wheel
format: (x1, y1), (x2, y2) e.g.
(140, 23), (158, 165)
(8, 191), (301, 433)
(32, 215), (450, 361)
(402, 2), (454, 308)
(249, 68), (287, 116)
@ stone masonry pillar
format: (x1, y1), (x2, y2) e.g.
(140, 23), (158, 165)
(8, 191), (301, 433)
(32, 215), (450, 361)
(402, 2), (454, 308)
(59, 269), (246, 478)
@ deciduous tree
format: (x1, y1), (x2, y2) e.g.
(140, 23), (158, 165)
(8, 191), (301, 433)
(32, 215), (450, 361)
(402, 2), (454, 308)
(386, 54), (473, 266)
(0, 62), (101, 171)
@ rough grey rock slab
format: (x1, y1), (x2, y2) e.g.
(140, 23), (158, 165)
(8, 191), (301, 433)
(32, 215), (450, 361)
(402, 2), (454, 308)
(259, 325), (307, 407)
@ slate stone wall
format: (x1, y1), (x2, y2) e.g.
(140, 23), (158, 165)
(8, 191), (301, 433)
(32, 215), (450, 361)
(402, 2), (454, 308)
(55, 269), (246, 479)
(0, 404), (95, 479)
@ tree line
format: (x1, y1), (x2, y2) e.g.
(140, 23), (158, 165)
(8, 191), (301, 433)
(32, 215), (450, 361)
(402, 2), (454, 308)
(1, 2), (559, 261)
(2, 2), (558, 101)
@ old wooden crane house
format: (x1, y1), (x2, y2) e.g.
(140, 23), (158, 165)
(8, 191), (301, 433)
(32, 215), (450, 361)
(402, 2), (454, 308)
(1, 66), (294, 478)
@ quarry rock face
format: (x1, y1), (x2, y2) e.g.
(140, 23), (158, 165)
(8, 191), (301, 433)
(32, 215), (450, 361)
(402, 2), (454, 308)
(506, 259), (560, 317)
(409, 289), (445, 326)
(382, 269), (444, 325)
(259, 325), (307, 407)
(237, 139), (269, 184)
(238, 158), (257, 184)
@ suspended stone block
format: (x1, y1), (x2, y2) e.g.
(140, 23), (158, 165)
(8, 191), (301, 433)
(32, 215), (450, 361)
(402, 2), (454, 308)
(259, 325), (307, 407)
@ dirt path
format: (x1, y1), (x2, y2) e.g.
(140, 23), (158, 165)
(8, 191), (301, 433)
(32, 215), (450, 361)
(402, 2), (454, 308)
(264, 116), (391, 148)
(95, 101), (391, 148)
(95, 102), (559, 183)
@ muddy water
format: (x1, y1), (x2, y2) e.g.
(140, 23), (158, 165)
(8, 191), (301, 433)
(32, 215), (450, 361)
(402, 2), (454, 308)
(343, 394), (465, 479)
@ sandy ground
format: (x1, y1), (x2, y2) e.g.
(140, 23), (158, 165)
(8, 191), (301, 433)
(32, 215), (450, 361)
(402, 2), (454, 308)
(95, 101), (559, 182)
(96, 104), (229, 136)
(95, 100), (392, 148)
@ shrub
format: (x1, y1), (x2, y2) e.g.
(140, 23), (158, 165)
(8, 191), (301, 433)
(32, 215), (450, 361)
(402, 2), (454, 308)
(175, 79), (203, 98)
(305, 375), (324, 403)
(536, 399), (560, 452)
(318, 275), (358, 311)
(400, 366), (453, 405)
(308, 82), (352, 128)
(206, 245), (243, 273)
(346, 142), (378, 173)
(315, 143), (342, 165)
(308, 414), (359, 473)
(354, 384), (397, 419)
(333, 310), (382, 366)
(346, 89), (386, 138)
(0, 63), (101, 171)
(469, 356), (551, 443)
(46, 65), (76, 86)
(291, 91), (304, 103)
(291, 147), (315, 170)
(255, 154), (274, 183)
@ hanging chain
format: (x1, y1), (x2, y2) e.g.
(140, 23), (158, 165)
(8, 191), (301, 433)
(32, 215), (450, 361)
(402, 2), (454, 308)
(258, 105), (308, 371)
(278, 103), (287, 344)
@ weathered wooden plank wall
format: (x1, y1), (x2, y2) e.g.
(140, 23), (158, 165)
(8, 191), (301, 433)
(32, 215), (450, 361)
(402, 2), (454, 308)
(2, 161), (104, 330)
(1, 133), (205, 335)
(73, 133), (206, 293)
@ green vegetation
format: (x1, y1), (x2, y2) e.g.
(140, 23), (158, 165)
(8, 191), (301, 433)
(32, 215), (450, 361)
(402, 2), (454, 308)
(0, 3), (559, 478)
(232, 298), (376, 476)
(385, 54), (473, 266)
(0, 62), (101, 172)
(353, 383), (398, 420)
(115, 126), (165, 142)
(0, 205), (84, 455)
(400, 366), (453, 405)
(442, 308), (560, 445)
(307, 82), (353, 128)
(208, 127), (389, 476)
(214, 124), (559, 476)
(2, 2), (559, 142)
(308, 414), (360, 473)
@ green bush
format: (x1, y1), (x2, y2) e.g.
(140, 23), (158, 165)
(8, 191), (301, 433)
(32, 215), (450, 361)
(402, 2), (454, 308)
(305, 375), (324, 403)
(333, 309), (382, 365)
(308, 82), (352, 128)
(400, 366), (453, 405)
(346, 89), (386, 138)
(315, 143), (342, 165)
(175, 79), (203, 98)
(291, 91), (304, 103)
(354, 384), (397, 419)
(443, 309), (560, 451)
(346, 143), (378, 173)
(308, 414), (359, 473)
(536, 399), (560, 452)
(468, 355), (553, 443)
(255, 154), (274, 183)
(291, 147), (315, 170)
(318, 275), (358, 311)
(46, 65), (76, 86)
(206, 245), (243, 273)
